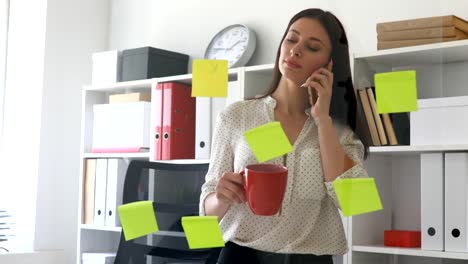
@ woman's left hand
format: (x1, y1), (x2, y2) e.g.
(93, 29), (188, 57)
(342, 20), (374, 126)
(302, 60), (333, 121)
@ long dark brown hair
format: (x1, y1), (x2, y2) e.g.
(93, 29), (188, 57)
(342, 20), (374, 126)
(258, 8), (369, 158)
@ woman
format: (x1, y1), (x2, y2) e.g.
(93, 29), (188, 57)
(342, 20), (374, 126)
(199, 8), (370, 264)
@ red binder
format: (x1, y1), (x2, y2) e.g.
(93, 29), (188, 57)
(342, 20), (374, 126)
(154, 83), (164, 160)
(161, 82), (196, 160)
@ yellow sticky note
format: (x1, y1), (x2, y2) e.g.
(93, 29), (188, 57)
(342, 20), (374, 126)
(181, 216), (225, 249)
(118, 201), (159, 241)
(333, 178), (383, 217)
(243, 122), (293, 163)
(374, 70), (418, 114)
(192, 59), (228, 97)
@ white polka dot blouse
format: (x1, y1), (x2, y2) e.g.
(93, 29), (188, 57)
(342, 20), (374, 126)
(199, 96), (369, 255)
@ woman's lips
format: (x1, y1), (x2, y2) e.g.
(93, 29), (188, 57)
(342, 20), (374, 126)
(285, 59), (301, 69)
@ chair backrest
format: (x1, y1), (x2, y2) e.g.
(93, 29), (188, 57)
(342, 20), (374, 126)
(114, 160), (219, 264)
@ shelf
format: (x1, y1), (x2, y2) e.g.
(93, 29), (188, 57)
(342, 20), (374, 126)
(80, 224), (121, 232)
(83, 152), (150, 159)
(82, 153), (209, 163)
(369, 144), (468, 155)
(156, 67), (240, 85)
(354, 39), (468, 66)
(244, 63), (274, 73)
(353, 245), (468, 260)
(150, 159), (210, 164)
(84, 79), (154, 92)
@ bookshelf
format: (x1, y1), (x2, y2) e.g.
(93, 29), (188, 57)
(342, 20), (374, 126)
(77, 41), (468, 264)
(351, 40), (468, 264)
(75, 66), (276, 264)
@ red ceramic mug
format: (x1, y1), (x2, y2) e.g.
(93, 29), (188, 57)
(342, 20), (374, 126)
(240, 164), (288, 216)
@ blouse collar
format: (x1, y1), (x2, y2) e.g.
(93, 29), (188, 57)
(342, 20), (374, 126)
(262, 95), (313, 117)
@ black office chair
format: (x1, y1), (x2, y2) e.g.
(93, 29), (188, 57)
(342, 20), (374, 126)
(114, 160), (221, 264)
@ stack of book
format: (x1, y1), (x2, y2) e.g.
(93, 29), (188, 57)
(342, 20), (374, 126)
(377, 15), (468, 50)
(356, 87), (410, 146)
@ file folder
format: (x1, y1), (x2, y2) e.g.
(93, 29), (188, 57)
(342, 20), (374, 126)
(94, 159), (108, 226)
(421, 153), (444, 251)
(195, 97), (212, 159)
(83, 159), (97, 224)
(154, 83), (164, 160)
(161, 82), (196, 160)
(445, 152), (468, 252)
(195, 81), (240, 159)
(104, 159), (130, 227)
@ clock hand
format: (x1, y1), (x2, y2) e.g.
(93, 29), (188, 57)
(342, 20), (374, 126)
(228, 40), (241, 50)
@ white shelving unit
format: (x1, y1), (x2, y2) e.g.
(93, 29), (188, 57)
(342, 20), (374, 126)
(75, 65), (276, 264)
(77, 41), (468, 264)
(351, 40), (468, 264)
(77, 78), (156, 264)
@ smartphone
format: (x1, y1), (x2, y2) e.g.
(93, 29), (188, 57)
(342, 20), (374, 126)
(302, 58), (331, 107)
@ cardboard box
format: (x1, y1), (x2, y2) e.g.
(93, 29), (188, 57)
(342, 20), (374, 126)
(92, 50), (121, 85)
(410, 96), (468, 145)
(109, 92), (151, 104)
(92, 102), (150, 152)
(121, 46), (189, 81)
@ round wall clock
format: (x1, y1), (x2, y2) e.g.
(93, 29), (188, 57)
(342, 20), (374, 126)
(204, 24), (257, 68)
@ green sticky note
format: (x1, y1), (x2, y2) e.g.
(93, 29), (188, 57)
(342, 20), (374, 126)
(192, 59), (228, 97)
(243, 122), (293, 163)
(181, 216), (225, 249)
(333, 178), (383, 217)
(374, 70), (418, 114)
(118, 201), (159, 241)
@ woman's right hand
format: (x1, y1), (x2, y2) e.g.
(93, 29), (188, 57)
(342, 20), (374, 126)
(215, 172), (247, 205)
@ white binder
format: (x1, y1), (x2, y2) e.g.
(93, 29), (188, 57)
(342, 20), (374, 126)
(195, 97), (212, 159)
(94, 159), (108, 226)
(104, 159), (130, 227)
(195, 81), (240, 160)
(445, 152), (468, 252)
(421, 153), (444, 251)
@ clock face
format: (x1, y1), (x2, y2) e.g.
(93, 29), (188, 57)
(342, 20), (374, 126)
(205, 24), (256, 68)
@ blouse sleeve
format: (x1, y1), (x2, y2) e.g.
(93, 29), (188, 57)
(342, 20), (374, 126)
(324, 125), (369, 209)
(199, 110), (234, 216)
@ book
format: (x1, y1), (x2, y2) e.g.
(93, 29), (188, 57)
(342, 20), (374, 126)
(377, 26), (466, 41)
(357, 89), (381, 146)
(377, 36), (467, 50)
(377, 15), (468, 34)
(381, 113), (398, 145)
(354, 90), (373, 148)
(83, 159), (97, 224)
(366, 87), (388, 145)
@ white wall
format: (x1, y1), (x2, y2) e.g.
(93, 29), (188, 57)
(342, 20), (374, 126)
(34, 0), (109, 263)
(0, 0), (48, 252)
(108, 0), (468, 67)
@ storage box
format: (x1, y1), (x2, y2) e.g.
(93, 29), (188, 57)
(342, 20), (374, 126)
(82, 252), (115, 264)
(121, 46), (189, 81)
(92, 102), (150, 152)
(92, 50), (122, 85)
(109, 92), (151, 104)
(384, 230), (421, 248)
(410, 96), (468, 145)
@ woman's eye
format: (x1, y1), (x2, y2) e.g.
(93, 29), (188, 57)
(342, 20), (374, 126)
(286, 38), (297, 43)
(307, 46), (320, 52)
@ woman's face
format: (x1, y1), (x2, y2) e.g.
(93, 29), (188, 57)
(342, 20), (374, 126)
(279, 18), (332, 86)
